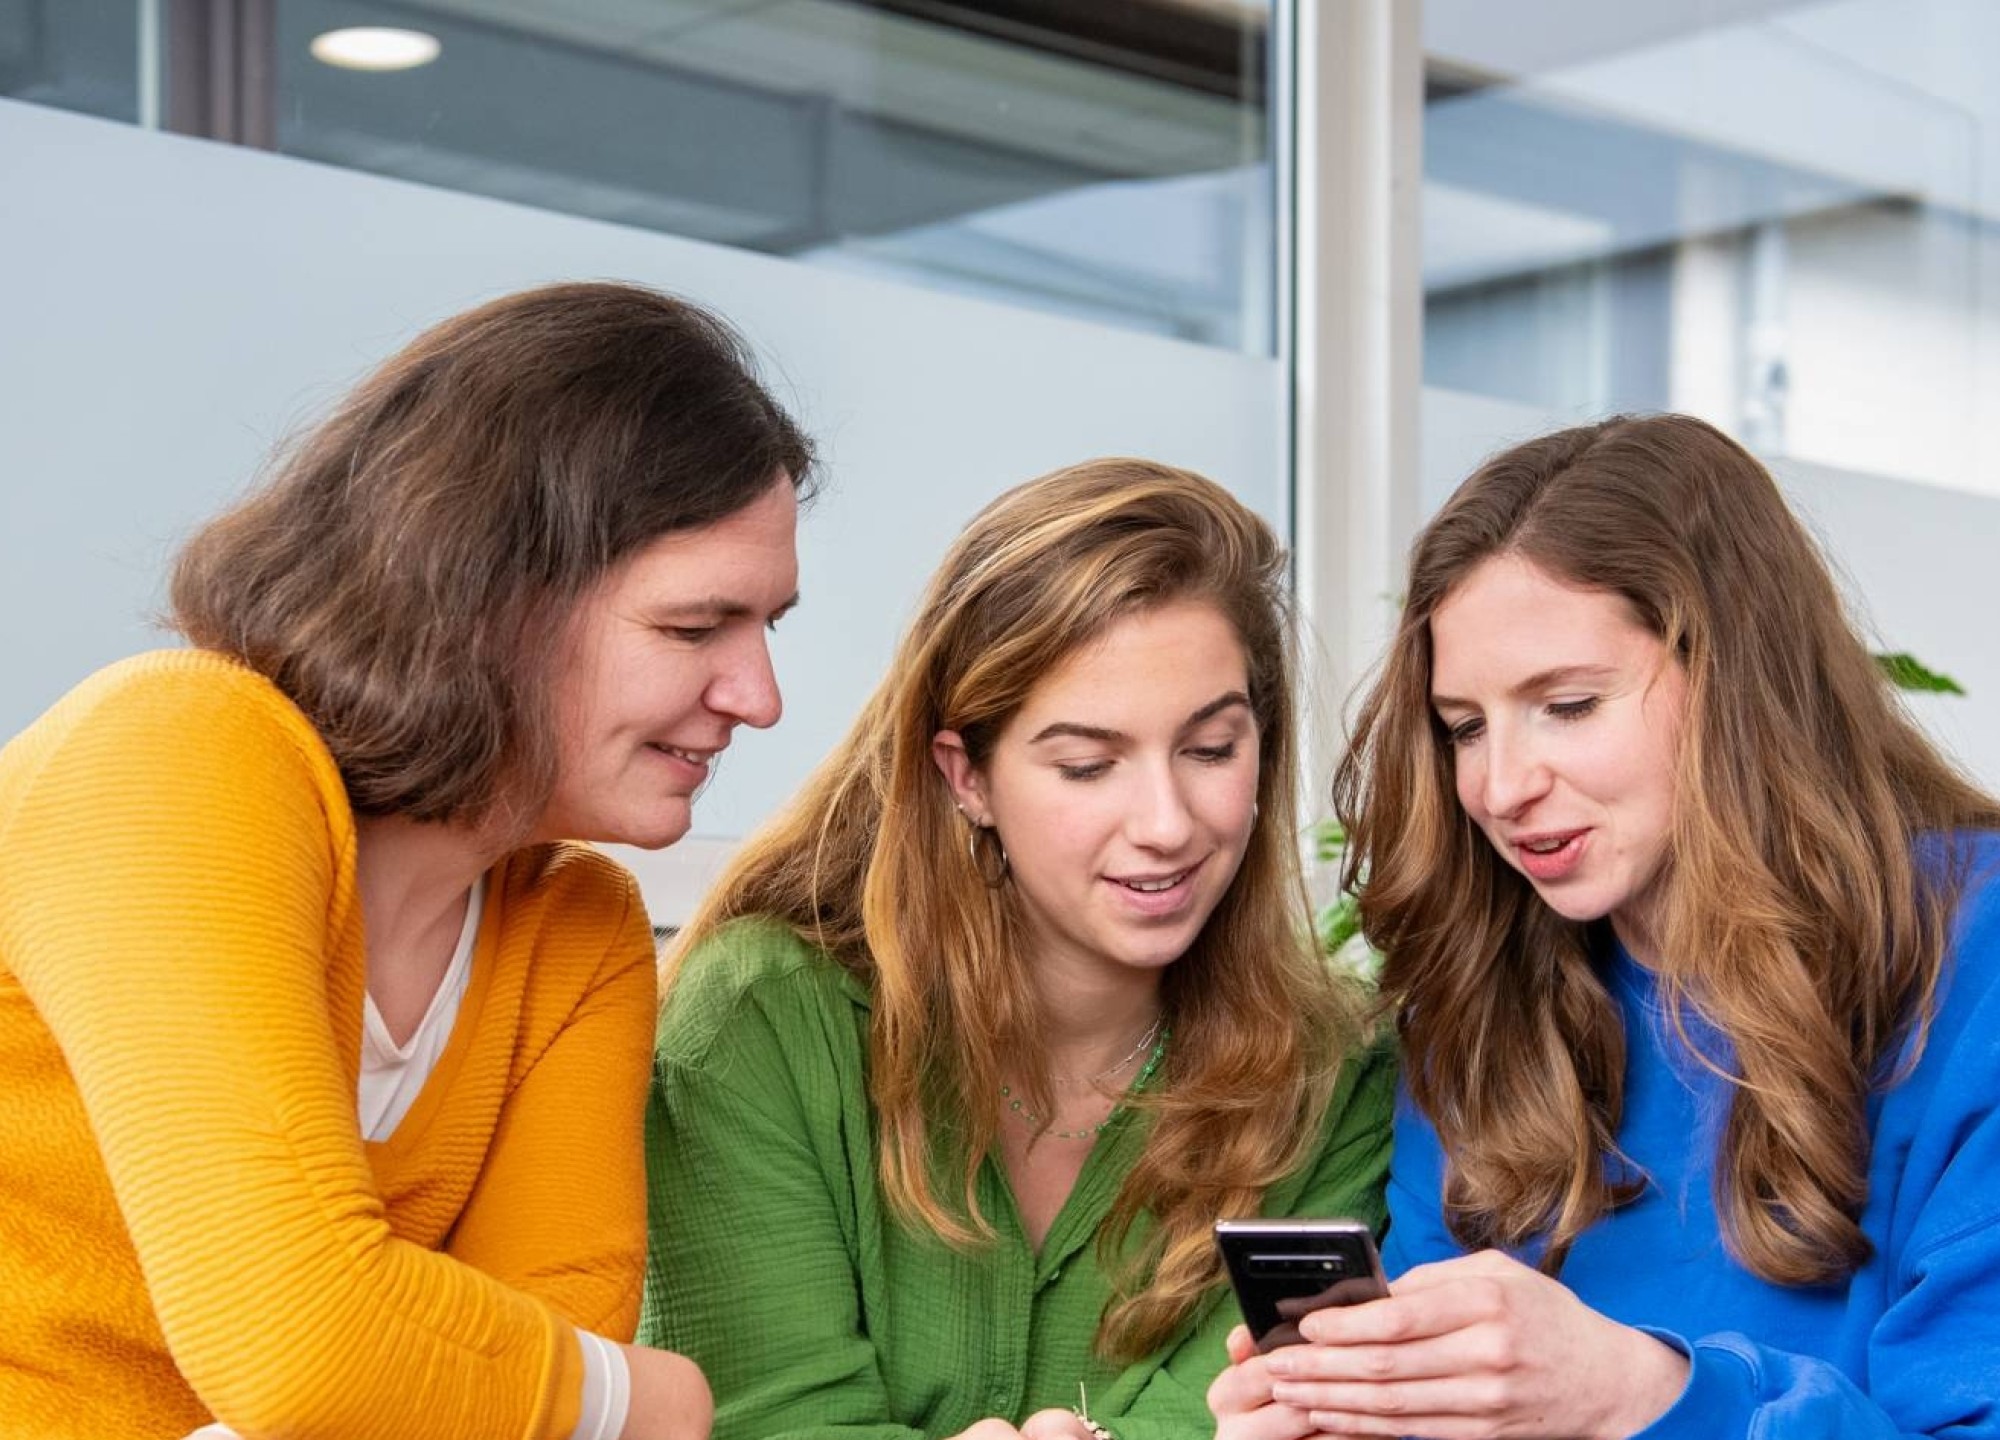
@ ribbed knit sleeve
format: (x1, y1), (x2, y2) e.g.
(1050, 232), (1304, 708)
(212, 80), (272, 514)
(446, 852), (657, 1339)
(0, 654), (584, 1440)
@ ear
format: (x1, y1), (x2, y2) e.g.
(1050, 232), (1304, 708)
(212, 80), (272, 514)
(931, 729), (991, 822)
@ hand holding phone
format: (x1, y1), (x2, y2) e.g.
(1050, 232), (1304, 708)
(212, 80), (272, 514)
(1214, 1218), (1389, 1352)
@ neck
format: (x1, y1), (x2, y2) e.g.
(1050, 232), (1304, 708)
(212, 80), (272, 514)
(1610, 896), (1667, 970)
(354, 813), (501, 959)
(1029, 963), (1165, 1086)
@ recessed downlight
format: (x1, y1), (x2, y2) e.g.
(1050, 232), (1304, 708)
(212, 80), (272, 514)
(309, 27), (442, 72)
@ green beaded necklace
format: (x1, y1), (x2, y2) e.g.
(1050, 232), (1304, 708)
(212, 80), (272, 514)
(1000, 1026), (1169, 1140)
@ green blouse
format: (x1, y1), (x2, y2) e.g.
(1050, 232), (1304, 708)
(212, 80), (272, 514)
(638, 917), (1393, 1440)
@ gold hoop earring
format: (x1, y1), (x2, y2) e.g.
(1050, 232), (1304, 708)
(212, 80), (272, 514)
(968, 823), (1010, 887)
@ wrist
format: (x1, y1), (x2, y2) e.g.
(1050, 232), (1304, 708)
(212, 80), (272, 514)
(1597, 1328), (1690, 1438)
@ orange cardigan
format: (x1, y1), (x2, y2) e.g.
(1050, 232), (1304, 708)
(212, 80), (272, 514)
(0, 651), (656, 1439)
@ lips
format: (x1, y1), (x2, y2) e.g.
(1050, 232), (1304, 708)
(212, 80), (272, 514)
(648, 742), (716, 765)
(1106, 858), (1205, 917)
(1511, 828), (1588, 882)
(646, 741), (722, 783)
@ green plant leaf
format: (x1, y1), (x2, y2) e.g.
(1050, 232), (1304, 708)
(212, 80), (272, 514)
(1313, 820), (1380, 979)
(1875, 652), (1966, 696)
(1317, 895), (1362, 954)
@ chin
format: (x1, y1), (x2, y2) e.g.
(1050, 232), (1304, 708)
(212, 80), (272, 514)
(1529, 888), (1614, 926)
(1117, 935), (1199, 972)
(630, 823), (693, 851)
(598, 807), (693, 851)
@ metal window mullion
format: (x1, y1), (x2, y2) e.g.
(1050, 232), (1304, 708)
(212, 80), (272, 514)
(163, 0), (275, 147)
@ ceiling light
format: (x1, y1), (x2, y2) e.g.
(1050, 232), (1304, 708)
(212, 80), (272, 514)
(309, 27), (441, 72)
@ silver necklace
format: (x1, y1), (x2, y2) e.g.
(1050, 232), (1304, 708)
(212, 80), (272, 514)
(1000, 1023), (1170, 1141)
(1070, 1014), (1165, 1085)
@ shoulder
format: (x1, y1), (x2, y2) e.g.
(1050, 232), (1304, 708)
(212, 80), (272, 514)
(1914, 831), (2000, 1020)
(1909, 831), (2000, 1045)
(1, 650), (345, 835)
(10, 649), (323, 765)
(1872, 831), (2000, 1116)
(1870, 831), (2000, 1259)
(1944, 831), (2000, 953)
(1341, 1028), (1399, 1107)
(491, 842), (653, 986)
(658, 916), (865, 1070)
(1319, 1031), (1398, 1157)
(502, 842), (646, 928)
(1265, 1031), (1398, 1221)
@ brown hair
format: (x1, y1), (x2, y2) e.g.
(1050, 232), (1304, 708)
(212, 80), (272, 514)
(669, 458), (1367, 1359)
(1336, 413), (1999, 1283)
(170, 280), (814, 829)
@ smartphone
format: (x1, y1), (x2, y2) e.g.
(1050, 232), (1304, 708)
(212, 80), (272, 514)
(1214, 1218), (1389, 1352)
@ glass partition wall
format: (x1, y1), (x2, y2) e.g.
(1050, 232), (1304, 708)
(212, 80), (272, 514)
(3, 0), (1278, 351)
(0, 0), (1292, 919)
(11, 0), (1995, 853)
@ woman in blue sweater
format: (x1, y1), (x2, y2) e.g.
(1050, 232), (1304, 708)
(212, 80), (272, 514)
(1209, 413), (2000, 1438)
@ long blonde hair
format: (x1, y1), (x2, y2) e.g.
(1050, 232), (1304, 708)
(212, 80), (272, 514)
(670, 458), (1365, 1359)
(1336, 414), (2000, 1283)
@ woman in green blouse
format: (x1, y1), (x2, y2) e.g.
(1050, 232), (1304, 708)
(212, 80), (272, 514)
(639, 458), (1392, 1440)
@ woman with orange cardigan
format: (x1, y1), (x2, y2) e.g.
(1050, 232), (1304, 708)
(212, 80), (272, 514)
(0, 282), (809, 1440)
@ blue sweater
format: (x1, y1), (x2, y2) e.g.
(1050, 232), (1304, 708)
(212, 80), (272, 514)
(1384, 832), (2000, 1438)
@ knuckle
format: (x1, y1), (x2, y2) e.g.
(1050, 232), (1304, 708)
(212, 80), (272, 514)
(1477, 1328), (1520, 1370)
(1470, 1277), (1509, 1317)
(1470, 1375), (1513, 1414)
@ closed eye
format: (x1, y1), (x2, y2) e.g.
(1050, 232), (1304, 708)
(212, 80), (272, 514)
(1548, 697), (1599, 722)
(1443, 715), (1484, 747)
(1186, 741), (1238, 764)
(1056, 760), (1112, 781)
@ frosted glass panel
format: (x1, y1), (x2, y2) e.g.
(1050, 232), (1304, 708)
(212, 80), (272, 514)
(0, 97), (1285, 915)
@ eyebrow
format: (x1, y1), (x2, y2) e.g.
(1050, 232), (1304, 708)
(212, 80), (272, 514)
(1026, 689), (1252, 745)
(655, 591), (801, 623)
(1431, 663), (1617, 710)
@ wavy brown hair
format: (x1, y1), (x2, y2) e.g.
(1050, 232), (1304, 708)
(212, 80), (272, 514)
(1336, 413), (2000, 1284)
(171, 280), (813, 831)
(668, 458), (1366, 1360)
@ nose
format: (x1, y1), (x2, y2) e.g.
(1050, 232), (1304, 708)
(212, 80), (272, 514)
(1476, 723), (1551, 820)
(708, 632), (783, 730)
(1127, 761), (1197, 853)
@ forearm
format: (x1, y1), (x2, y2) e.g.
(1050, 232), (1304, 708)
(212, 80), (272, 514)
(619, 1344), (712, 1440)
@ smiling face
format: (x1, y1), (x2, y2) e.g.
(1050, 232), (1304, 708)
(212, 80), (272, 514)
(933, 598), (1261, 995)
(1429, 553), (1687, 961)
(530, 477), (800, 850)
